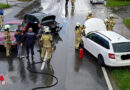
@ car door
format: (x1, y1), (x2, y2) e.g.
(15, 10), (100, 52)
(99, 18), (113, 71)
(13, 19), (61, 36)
(83, 33), (98, 57)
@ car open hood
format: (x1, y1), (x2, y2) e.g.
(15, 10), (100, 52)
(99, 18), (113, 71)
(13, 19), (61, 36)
(41, 15), (56, 22)
(84, 18), (106, 35)
(24, 14), (40, 23)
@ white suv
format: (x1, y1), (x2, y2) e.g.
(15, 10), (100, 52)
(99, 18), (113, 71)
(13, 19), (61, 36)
(82, 31), (130, 67)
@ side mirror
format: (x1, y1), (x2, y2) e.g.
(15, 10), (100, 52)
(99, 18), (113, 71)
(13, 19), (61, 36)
(85, 35), (88, 38)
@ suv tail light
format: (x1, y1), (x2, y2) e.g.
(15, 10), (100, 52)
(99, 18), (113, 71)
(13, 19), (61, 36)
(109, 53), (115, 59)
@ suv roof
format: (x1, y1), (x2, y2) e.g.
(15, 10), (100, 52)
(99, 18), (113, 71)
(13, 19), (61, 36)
(96, 31), (129, 43)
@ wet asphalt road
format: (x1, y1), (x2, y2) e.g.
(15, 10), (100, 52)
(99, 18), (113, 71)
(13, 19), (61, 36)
(1, 0), (129, 90)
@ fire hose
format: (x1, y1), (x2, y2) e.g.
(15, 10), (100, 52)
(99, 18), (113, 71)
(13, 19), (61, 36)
(27, 51), (58, 90)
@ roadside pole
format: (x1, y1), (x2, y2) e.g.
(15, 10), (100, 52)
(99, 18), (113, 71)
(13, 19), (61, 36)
(101, 67), (113, 90)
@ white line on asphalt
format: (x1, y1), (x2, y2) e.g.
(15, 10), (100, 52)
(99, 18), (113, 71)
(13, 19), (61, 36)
(101, 67), (113, 90)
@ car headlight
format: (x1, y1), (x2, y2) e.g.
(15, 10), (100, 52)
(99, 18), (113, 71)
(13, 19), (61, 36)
(0, 41), (4, 44)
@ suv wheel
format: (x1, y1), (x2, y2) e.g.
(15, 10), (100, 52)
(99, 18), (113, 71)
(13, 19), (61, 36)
(98, 55), (105, 66)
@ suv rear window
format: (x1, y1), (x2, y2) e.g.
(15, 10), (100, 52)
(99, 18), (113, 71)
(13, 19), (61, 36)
(113, 42), (130, 52)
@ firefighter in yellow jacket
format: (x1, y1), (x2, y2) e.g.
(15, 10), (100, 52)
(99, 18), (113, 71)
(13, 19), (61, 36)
(75, 22), (83, 50)
(109, 14), (115, 30)
(4, 25), (11, 56)
(71, 0), (75, 7)
(0, 15), (4, 28)
(86, 11), (93, 20)
(104, 19), (111, 31)
(40, 27), (53, 64)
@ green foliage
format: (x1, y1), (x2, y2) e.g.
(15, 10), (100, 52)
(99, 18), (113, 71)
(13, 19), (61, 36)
(0, 3), (11, 9)
(124, 18), (130, 30)
(106, 0), (130, 7)
(111, 67), (130, 90)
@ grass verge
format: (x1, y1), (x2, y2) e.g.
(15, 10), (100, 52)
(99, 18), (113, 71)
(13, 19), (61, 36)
(111, 67), (130, 90)
(0, 3), (11, 9)
(124, 17), (130, 30)
(106, 0), (130, 7)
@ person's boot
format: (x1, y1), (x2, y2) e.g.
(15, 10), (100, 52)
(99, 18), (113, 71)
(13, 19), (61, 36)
(31, 55), (34, 60)
(26, 55), (29, 60)
(47, 59), (50, 64)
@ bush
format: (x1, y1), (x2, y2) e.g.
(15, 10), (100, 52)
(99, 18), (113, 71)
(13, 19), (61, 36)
(0, 3), (11, 9)
(124, 17), (130, 30)
(106, 0), (130, 7)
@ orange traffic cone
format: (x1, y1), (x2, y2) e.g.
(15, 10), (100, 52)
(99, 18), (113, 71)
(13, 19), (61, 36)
(79, 48), (83, 59)
(0, 75), (6, 85)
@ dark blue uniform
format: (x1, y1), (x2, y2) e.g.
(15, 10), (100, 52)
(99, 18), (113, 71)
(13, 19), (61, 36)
(24, 32), (36, 57)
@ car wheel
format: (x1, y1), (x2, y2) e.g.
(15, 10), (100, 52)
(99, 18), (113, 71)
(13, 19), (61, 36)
(98, 54), (105, 67)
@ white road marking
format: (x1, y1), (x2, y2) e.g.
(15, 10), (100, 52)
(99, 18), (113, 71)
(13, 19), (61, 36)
(41, 51), (48, 71)
(101, 67), (113, 90)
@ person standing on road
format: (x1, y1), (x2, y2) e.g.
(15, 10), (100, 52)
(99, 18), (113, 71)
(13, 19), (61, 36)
(4, 25), (11, 57)
(23, 27), (36, 60)
(108, 14), (115, 30)
(71, 0), (75, 8)
(0, 8), (4, 28)
(104, 18), (111, 31)
(65, 0), (69, 8)
(86, 11), (93, 20)
(15, 26), (24, 58)
(37, 23), (45, 53)
(40, 27), (53, 64)
(75, 22), (83, 50)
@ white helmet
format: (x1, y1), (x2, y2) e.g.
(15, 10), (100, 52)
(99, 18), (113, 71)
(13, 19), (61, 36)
(88, 10), (92, 15)
(110, 14), (114, 18)
(104, 19), (108, 22)
(76, 22), (81, 27)
(4, 25), (10, 30)
(44, 27), (50, 33)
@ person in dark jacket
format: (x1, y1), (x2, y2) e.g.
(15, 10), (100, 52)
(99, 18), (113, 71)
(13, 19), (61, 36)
(23, 27), (36, 60)
(15, 27), (24, 58)
(65, 0), (69, 8)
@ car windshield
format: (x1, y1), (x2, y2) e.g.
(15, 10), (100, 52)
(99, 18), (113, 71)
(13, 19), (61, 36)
(113, 42), (130, 53)
(0, 24), (18, 32)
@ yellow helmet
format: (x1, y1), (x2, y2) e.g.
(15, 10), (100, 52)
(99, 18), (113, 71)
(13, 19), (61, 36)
(4, 25), (10, 30)
(76, 22), (81, 27)
(44, 27), (50, 33)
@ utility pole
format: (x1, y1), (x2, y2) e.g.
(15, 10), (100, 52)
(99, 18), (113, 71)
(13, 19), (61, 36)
(6, 0), (8, 5)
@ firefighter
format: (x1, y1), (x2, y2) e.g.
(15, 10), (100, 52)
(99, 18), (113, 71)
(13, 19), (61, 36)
(4, 25), (11, 57)
(75, 22), (83, 50)
(0, 9), (4, 28)
(71, 0), (75, 7)
(40, 27), (53, 64)
(109, 14), (115, 30)
(86, 10), (93, 20)
(104, 18), (111, 31)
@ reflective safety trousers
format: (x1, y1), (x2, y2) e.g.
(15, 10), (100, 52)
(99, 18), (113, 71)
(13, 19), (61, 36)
(4, 31), (11, 56)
